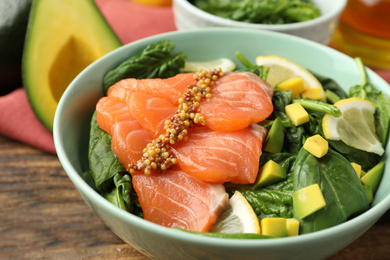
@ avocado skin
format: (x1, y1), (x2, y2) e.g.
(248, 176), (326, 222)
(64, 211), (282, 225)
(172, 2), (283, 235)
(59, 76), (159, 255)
(0, 0), (32, 95)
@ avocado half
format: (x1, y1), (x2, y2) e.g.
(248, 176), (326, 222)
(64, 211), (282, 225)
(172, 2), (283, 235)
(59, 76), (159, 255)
(22, 0), (122, 132)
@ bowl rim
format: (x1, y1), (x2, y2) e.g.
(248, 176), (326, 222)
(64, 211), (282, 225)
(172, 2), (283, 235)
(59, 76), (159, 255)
(173, 0), (348, 31)
(54, 27), (390, 249)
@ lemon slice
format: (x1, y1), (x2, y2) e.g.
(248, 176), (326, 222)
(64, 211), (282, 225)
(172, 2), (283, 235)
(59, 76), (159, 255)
(322, 97), (384, 156)
(255, 55), (326, 101)
(181, 58), (236, 73)
(210, 191), (260, 234)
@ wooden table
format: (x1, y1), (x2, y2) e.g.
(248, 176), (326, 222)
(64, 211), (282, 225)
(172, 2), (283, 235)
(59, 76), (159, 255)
(1, 134), (389, 259)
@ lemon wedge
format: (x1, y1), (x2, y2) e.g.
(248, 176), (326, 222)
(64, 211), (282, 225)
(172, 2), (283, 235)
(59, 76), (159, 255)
(322, 97), (384, 156)
(181, 58), (236, 73)
(255, 55), (326, 101)
(210, 191), (260, 234)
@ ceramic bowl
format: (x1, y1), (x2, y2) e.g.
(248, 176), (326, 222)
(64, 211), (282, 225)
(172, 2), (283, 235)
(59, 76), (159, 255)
(173, 0), (347, 44)
(53, 28), (390, 260)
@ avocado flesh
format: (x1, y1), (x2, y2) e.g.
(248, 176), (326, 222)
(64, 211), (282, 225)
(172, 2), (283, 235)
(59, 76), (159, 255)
(360, 161), (385, 195)
(263, 117), (284, 153)
(22, 0), (122, 131)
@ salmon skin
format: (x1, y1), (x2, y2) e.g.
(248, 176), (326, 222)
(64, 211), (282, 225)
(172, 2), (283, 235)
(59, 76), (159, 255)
(95, 72), (273, 232)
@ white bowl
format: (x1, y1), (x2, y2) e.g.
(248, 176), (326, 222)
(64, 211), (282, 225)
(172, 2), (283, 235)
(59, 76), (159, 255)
(173, 0), (347, 44)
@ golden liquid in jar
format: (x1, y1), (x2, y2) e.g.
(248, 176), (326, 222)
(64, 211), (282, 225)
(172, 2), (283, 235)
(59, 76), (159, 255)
(331, 0), (390, 69)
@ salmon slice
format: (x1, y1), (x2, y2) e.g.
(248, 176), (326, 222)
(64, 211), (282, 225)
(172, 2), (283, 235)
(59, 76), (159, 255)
(106, 72), (273, 133)
(131, 168), (229, 232)
(170, 123), (267, 184)
(127, 92), (177, 139)
(199, 72), (274, 132)
(111, 120), (152, 168)
(96, 96), (134, 135)
(107, 73), (195, 104)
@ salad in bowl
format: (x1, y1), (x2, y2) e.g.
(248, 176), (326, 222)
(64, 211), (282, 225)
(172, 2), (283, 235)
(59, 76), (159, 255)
(54, 28), (390, 260)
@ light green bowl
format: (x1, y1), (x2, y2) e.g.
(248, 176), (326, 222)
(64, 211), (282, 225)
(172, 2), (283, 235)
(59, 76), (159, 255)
(53, 28), (390, 260)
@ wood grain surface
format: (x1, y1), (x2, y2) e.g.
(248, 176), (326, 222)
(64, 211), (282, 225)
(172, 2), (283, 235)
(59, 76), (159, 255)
(1, 135), (389, 260)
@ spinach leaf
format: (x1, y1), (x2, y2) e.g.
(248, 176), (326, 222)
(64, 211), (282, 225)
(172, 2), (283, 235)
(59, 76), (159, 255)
(348, 57), (390, 145)
(88, 111), (126, 192)
(293, 148), (369, 234)
(239, 153), (296, 220)
(303, 113), (323, 136)
(299, 113), (381, 171)
(272, 88), (291, 113)
(103, 173), (133, 211)
(328, 140), (381, 172)
(276, 111), (305, 154)
(103, 39), (186, 94)
(312, 71), (347, 100)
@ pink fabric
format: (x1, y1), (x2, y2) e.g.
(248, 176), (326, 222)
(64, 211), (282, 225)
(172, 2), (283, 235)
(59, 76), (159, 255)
(95, 0), (176, 44)
(0, 89), (56, 153)
(0, 0), (389, 154)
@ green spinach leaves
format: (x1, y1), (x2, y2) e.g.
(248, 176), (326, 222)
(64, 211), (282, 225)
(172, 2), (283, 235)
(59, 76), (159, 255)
(88, 111), (126, 192)
(88, 112), (142, 215)
(193, 0), (321, 24)
(293, 148), (369, 233)
(239, 152), (296, 220)
(103, 39), (186, 94)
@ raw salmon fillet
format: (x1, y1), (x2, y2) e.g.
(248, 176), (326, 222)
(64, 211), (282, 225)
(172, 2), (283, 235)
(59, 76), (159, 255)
(127, 92), (177, 138)
(107, 73), (195, 104)
(132, 169), (229, 232)
(106, 72), (273, 132)
(171, 124), (267, 184)
(95, 71), (274, 232)
(199, 72), (274, 132)
(111, 120), (152, 168)
(96, 96), (134, 135)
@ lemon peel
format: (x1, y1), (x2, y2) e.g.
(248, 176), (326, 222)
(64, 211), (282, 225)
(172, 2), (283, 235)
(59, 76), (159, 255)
(210, 191), (260, 234)
(255, 55), (326, 101)
(322, 97), (384, 156)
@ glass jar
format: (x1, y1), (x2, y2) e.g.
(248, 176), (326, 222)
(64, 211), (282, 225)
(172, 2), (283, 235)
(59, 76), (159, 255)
(331, 0), (390, 70)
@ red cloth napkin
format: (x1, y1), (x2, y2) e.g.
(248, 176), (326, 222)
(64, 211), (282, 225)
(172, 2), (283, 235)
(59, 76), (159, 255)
(0, 0), (389, 154)
(0, 0), (176, 154)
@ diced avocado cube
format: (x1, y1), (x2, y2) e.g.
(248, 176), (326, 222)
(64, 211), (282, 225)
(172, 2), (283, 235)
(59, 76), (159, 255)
(263, 117), (284, 153)
(351, 162), (362, 179)
(293, 183), (326, 219)
(360, 161), (385, 194)
(253, 160), (286, 189)
(260, 218), (287, 237)
(303, 135), (328, 158)
(276, 77), (305, 98)
(300, 88), (322, 101)
(286, 218), (300, 237)
(285, 103), (309, 126)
